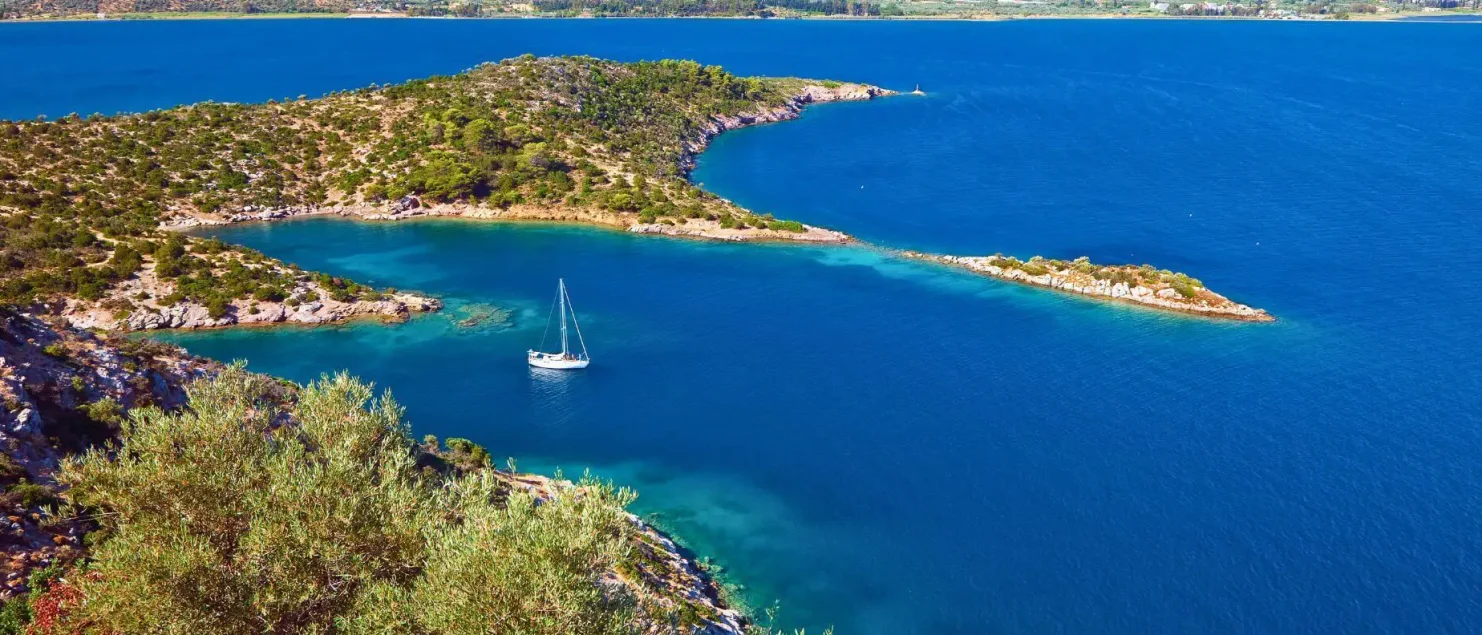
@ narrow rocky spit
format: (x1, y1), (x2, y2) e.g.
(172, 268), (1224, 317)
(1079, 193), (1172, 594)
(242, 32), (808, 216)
(56, 253), (441, 332)
(904, 251), (1274, 322)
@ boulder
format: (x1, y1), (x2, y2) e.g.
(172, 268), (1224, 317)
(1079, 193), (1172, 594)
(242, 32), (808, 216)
(391, 195), (421, 213)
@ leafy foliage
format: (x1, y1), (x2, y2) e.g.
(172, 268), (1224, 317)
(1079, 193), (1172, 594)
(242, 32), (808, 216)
(443, 436), (493, 469)
(1, 480), (59, 508)
(0, 598), (27, 635)
(56, 368), (640, 633)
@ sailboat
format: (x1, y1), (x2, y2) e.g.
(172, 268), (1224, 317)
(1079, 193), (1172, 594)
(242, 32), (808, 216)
(528, 278), (590, 370)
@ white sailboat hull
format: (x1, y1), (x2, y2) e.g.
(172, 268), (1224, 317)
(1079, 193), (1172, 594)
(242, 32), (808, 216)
(529, 279), (590, 370)
(528, 351), (590, 370)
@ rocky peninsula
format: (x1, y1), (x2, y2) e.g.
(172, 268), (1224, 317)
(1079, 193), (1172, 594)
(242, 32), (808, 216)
(154, 76), (889, 247)
(903, 251), (1273, 321)
(56, 245), (441, 331)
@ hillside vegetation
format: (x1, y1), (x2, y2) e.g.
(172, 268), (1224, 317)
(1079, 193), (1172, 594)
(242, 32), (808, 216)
(0, 56), (840, 322)
(44, 370), (646, 633)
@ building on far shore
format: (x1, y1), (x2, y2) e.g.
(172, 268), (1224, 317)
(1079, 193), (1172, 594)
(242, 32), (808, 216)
(347, 8), (409, 17)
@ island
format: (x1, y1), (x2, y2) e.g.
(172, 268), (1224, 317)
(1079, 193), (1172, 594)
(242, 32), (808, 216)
(0, 55), (1269, 327)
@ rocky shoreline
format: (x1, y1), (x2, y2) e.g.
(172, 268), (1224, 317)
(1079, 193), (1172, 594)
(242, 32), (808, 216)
(160, 201), (1275, 323)
(492, 470), (746, 634)
(903, 251), (1274, 322)
(51, 246), (442, 332)
(678, 82), (899, 176)
(65, 291), (440, 332)
(627, 217), (850, 243)
(155, 82), (891, 247)
(161, 197), (856, 245)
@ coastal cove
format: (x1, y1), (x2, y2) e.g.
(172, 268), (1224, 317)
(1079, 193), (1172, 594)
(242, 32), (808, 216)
(159, 217), (1308, 633)
(9, 17), (1482, 635)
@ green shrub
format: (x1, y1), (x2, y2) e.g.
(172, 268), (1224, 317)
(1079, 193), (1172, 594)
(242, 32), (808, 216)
(0, 597), (30, 635)
(444, 437), (492, 469)
(26, 562), (64, 592)
(0, 454), (24, 484)
(1020, 262), (1049, 276)
(57, 370), (637, 634)
(4, 480), (59, 508)
(79, 398), (124, 427)
(252, 286), (285, 302)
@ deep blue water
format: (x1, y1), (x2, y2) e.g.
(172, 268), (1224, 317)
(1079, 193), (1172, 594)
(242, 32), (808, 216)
(5, 18), (1482, 635)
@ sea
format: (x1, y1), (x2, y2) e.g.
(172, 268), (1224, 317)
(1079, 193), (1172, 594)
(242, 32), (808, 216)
(3, 17), (1481, 635)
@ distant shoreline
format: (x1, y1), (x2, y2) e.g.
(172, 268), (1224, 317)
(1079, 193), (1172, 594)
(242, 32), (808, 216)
(5, 11), (1477, 24)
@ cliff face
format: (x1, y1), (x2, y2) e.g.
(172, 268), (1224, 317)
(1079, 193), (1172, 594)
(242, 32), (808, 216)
(680, 82), (897, 175)
(0, 311), (214, 599)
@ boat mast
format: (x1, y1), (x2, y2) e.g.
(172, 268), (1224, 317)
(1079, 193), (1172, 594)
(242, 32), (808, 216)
(558, 279), (570, 356)
(566, 284), (589, 361)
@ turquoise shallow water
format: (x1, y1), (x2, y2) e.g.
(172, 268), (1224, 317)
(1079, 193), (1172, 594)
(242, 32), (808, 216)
(6, 17), (1482, 635)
